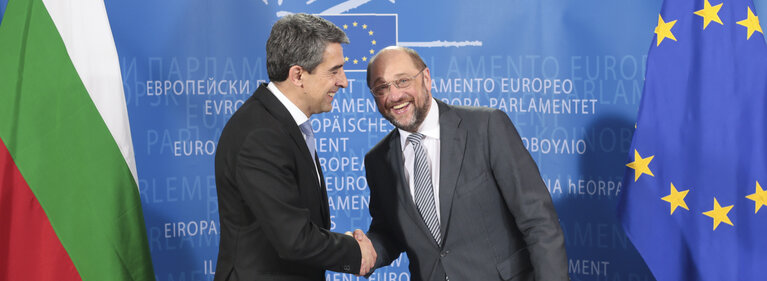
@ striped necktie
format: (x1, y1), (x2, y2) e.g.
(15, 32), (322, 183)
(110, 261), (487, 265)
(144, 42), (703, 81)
(407, 133), (442, 245)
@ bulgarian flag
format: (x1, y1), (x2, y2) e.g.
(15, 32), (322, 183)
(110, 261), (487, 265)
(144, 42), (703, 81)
(0, 0), (155, 280)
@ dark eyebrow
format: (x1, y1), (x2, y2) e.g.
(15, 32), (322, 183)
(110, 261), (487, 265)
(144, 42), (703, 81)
(372, 72), (410, 86)
(329, 64), (344, 72)
(371, 77), (386, 86)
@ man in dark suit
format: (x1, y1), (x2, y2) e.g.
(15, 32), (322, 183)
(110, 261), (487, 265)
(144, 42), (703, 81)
(214, 13), (376, 281)
(361, 46), (568, 281)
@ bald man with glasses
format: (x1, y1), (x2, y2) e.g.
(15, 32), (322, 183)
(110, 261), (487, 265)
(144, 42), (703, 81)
(360, 46), (568, 281)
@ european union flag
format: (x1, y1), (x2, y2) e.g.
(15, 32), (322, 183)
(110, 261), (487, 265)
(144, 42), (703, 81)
(618, 1), (767, 280)
(320, 14), (397, 72)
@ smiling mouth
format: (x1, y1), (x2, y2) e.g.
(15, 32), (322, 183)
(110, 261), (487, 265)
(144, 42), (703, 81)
(392, 102), (410, 110)
(328, 92), (336, 97)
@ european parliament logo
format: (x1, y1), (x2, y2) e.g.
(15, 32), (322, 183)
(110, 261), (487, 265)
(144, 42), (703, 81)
(320, 14), (397, 72)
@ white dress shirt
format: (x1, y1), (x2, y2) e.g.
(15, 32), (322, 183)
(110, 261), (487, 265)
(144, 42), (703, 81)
(399, 98), (441, 223)
(267, 82), (320, 182)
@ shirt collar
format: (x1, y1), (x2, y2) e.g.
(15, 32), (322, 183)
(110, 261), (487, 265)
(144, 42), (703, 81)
(399, 98), (440, 151)
(268, 82), (309, 126)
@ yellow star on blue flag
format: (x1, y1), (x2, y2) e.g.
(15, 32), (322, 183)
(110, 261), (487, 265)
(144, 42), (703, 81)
(321, 14), (397, 72)
(619, 1), (767, 280)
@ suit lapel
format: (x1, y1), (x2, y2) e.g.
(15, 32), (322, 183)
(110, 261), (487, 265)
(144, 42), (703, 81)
(254, 85), (316, 169)
(437, 101), (466, 237)
(254, 84), (329, 227)
(385, 131), (439, 247)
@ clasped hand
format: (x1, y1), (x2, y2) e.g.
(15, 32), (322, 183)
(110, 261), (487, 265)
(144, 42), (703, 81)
(346, 229), (377, 276)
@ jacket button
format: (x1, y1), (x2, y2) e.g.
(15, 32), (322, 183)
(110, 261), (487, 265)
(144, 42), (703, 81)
(440, 250), (450, 257)
(344, 265), (351, 271)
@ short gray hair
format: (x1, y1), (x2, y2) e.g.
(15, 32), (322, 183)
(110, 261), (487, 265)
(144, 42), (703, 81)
(266, 13), (349, 82)
(366, 46), (427, 88)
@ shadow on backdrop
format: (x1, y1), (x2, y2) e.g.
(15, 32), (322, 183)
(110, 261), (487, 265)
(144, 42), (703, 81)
(556, 113), (656, 281)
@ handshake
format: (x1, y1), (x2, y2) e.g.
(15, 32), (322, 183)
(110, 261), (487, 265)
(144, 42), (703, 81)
(345, 229), (377, 276)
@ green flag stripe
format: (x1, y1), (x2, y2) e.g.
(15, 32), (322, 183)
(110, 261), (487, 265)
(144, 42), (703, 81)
(44, 0), (139, 184)
(0, 0), (154, 280)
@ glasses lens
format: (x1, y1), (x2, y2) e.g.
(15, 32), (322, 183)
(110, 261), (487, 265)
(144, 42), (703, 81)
(372, 84), (388, 96)
(396, 77), (412, 89)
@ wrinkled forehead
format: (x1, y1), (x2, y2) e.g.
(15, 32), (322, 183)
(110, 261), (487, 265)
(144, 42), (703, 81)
(369, 50), (419, 83)
(319, 43), (345, 69)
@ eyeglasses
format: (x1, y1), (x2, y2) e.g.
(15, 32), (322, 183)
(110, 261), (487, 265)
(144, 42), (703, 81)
(370, 68), (426, 97)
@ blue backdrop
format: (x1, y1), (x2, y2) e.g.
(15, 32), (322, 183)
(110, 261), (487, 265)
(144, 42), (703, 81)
(47, 0), (761, 280)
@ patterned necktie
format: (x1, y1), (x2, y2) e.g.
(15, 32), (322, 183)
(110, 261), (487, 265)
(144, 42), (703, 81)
(299, 120), (316, 163)
(407, 133), (442, 245)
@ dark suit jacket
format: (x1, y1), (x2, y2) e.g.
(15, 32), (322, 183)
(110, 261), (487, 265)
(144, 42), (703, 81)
(214, 84), (360, 281)
(365, 99), (568, 281)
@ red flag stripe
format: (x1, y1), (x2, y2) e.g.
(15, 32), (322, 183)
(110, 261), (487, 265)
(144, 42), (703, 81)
(0, 138), (81, 281)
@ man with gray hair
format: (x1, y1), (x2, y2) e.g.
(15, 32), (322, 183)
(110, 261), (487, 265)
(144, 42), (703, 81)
(214, 13), (376, 280)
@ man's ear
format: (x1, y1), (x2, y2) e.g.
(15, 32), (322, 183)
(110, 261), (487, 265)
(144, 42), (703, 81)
(422, 67), (432, 88)
(287, 65), (304, 88)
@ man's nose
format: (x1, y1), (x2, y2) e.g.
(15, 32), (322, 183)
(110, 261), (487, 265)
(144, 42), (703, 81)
(387, 84), (409, 101)
(337, 71), (348, 88)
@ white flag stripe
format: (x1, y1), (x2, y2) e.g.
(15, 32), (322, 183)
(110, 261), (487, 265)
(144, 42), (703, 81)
(42, 0), (138, 185)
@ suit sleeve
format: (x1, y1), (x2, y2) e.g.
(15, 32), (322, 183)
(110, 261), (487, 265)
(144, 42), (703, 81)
(364, 153), (406, 269)
(235, 127), (361, 273)
(487, 109), (569, 280)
